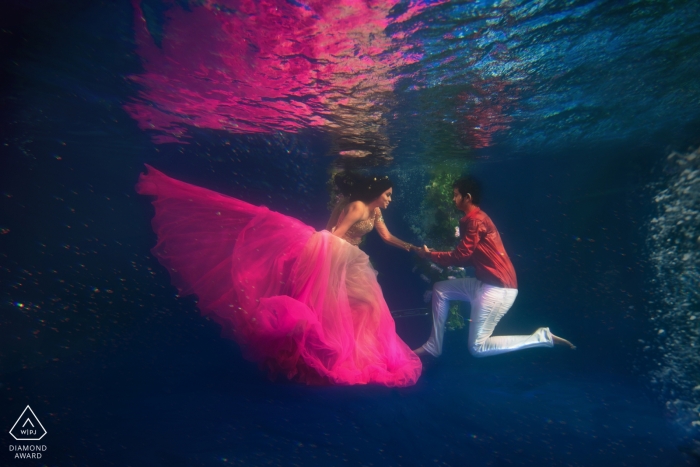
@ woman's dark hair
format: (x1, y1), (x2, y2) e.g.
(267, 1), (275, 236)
(453, 177), (482, 205)
(334, 173), (393, 204)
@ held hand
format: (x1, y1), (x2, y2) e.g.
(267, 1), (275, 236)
(417, 245), (432, 258)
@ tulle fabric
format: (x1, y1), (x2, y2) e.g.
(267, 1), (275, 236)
(136, 165), (421, 386)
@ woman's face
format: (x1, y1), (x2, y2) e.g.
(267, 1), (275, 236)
(378, 188), (393, 209)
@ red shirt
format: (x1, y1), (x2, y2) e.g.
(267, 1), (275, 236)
(429, 207), (517, 289)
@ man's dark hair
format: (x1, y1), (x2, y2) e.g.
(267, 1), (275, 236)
(453, 177), (482, 205)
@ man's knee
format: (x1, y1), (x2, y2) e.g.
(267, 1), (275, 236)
(432, 279), (459, 299)
(469, 342), (487, 358)
(432, 288), (447, 301)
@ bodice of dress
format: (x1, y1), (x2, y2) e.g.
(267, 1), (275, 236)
(342, 211), (382, 246)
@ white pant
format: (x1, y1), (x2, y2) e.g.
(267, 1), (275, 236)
(421, 277), (553, 357)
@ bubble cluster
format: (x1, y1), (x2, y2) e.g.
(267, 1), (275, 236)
(646, 146), (700, 434)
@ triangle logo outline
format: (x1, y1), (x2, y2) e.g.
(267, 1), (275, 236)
(9, 406), (47, 441)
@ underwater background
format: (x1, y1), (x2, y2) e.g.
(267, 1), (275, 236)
(1, 0), (699, 465)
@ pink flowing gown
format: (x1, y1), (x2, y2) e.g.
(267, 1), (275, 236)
(136, 165), (421, 386)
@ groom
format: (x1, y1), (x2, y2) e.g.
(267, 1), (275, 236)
(414, 177), (574, 359)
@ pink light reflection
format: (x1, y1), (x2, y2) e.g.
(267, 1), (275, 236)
(125, 0), (435, 149)
(456, 80), (514, 149)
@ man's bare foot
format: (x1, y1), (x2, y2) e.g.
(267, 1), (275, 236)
(413, 346), (429, 357)
(412, 346), (439, 369)
(551, 333), (576, 349)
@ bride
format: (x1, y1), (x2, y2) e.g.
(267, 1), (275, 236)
(136, 165), (422, 386)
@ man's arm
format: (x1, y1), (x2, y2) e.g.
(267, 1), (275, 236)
(426, 219), (481, 267)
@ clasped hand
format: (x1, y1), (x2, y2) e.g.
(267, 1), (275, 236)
(414, 244), (433, 258)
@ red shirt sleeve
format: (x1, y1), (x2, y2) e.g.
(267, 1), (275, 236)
(429, 218), (481, 267)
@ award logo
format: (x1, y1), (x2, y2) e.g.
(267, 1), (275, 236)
(8, 406), (47, 460)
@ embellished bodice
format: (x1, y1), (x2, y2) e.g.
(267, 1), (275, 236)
(343, 217), (376, 246)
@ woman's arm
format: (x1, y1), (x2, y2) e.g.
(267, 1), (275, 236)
(332, 201), (366, 238)
(373, 209), (417, 251)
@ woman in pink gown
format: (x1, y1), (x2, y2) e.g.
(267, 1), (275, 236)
(136, 166), (422, 386)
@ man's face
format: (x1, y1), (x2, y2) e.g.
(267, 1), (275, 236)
(452, 188), (464, 210)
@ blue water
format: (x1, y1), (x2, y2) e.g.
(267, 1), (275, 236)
(2, 0), (699, 465)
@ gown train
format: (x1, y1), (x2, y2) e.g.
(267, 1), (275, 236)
(136, 165), (421, 386)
